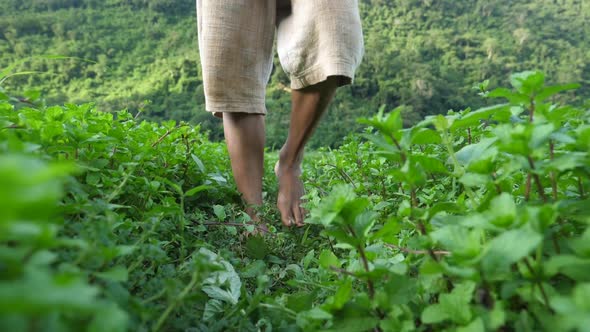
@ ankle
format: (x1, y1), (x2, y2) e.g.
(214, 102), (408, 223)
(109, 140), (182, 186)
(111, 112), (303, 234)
(278, 148), (303, 172)
(244, 205), (262, 222)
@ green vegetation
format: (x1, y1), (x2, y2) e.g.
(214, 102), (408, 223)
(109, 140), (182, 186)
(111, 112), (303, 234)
(2, 67), (590, 330)
(1, 0), (589, 147)
(2, 1), (590, 330)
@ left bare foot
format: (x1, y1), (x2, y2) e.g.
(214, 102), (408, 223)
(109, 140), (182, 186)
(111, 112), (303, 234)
(243, 206), (269, 236)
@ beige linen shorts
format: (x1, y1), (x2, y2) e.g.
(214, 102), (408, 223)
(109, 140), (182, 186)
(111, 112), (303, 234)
(196, 0), (364, 117)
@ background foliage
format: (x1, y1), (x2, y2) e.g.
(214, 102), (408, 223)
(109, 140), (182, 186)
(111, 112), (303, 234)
(0, 0), (588, 147)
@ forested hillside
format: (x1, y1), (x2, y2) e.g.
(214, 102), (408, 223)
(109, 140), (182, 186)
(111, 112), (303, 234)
(1, 0), (588, 147)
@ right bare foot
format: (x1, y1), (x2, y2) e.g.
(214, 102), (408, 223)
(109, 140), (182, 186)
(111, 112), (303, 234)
(274, 161), (306, 227)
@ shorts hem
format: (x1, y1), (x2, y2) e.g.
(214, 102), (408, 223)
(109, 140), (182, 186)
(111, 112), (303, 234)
(289, 62), (357, 90)
(205, 100), (267, 118)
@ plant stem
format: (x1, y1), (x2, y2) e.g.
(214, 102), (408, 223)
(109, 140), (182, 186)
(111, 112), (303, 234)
(440, 128), (478, 207)
(329, 266), (357, 277)
(108, 146), (117, 168)
(142, 288), (167, 304)
(523, 258), (551, 311)
(326, 164), (357, 188)
(410, 187), (418, 208)
(2, 124), (25, 130)
(491, 172), (502, 194)
(390, 135), (406, 163)
(549, 141), (557, 200)
(525, 174), (532, 201)
(152, 271), (199, 332)
(552, 232), (561, 254)
(357, 158), (374, 195)
(106, 167), (134, 202)
(527, 156), (548, 203)
(151, 124), (188, 148)
(578, 176), (585, 198)
(346, 225), (375, 300)
(182, 134), (191, 179)
(258, 303), (298, 319)
(385, 243), (450, 256)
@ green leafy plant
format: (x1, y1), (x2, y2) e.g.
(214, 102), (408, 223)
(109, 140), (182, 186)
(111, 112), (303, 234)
(300, 71), (589, 331)
(1, 70), (588, 331)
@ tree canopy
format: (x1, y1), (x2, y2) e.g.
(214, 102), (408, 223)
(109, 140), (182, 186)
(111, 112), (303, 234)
(0, 0), (588, 147)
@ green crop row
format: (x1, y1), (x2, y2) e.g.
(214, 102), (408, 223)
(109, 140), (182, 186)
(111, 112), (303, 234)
(1, 71), (589, 331)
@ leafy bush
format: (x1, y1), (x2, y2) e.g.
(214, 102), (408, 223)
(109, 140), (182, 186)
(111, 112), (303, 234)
(1, 71), (589, 331)
(303, 71), (589, 331)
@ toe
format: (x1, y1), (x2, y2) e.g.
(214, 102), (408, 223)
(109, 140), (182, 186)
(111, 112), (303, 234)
(278, 201), (293, 227)
(293, 205), (304, 226)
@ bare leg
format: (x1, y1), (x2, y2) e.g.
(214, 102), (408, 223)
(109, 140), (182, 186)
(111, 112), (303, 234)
(222, 113), (265, 225)
(276, 76), (340, 227)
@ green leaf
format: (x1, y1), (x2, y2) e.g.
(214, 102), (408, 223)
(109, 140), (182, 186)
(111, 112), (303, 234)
(240, 260), (266, 278)
(202, 299), (224, 321)
(548, 152), (586, 172)
(94, 266), (128, 282)
(358, 106), (404, 140)
(319, 250), (340, 269)
(287, 292), (314, 312)
(326, 317), (379, 332)
(451, 103), (511, 130)
(301, 307), (332, 320)
(530, 123), (554, 149)
(481, 227), (542, 276)
(0, 271), (100, 313)
(353, 211), (378, 239)
(157, 176), (183, 195)
(459, 173), (491, 187)
(455, 138), (497, 167)
(382, 274), (417, 306)
(185, 185), (211, 197)
(411, 128), (441, 144)
(421, 303), (449, 324)
(88, 304), (128, 332)
(332, 279), (353, 309)
(303, 250), (315, 269)
(545, 255), (590, 281)
(511, 71), (545, 94)
(488, 193), (517, 228)
(569, 228), (590, 258)
(371, 217), (402, 242)
(431, 226), (482, 259)
(191, 153), (206, 173)
(572, 283), (590, 311)
(549, 284), (590, 331)
(487, 88), (529, 104)
(202, 252), (242, 305)
(212, 205), (226, 221)
(456, 318), (485, 332)
(412, 155), (449, 174)
(308, 185), (369, 227)
(433, 114), (450, 131)
(245, 235), (268, 259)
(114, 245), (136, 257)
(536, 83), (580, 102)
(440, 281), (476, 324)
